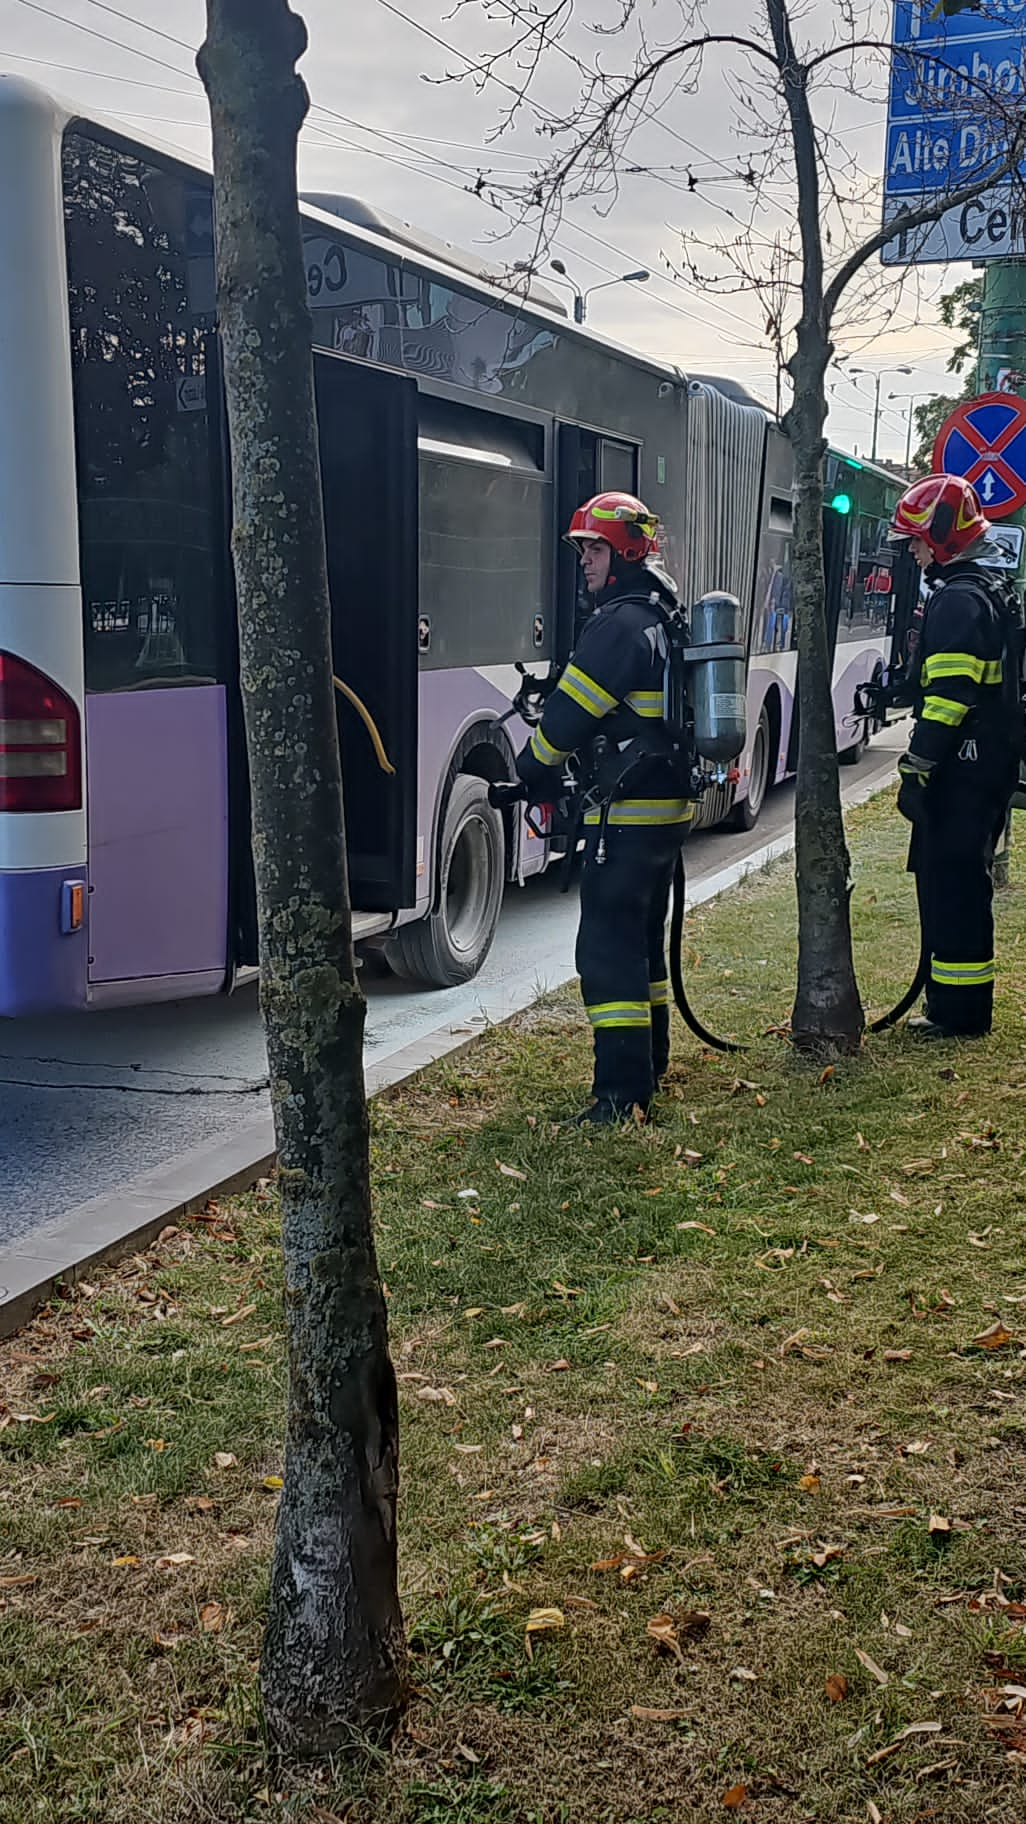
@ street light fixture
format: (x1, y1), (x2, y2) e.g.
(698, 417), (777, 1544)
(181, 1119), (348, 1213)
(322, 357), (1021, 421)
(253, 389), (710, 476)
(845, 364), (913, 463)
(549, 259), (650, 324)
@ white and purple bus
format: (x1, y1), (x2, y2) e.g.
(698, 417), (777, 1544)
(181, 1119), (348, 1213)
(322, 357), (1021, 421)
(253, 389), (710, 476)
(0, 79), (906, 1017)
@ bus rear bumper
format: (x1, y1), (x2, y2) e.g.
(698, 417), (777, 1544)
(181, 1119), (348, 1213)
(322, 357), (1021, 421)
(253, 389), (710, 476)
(0, 866), (89, 1016)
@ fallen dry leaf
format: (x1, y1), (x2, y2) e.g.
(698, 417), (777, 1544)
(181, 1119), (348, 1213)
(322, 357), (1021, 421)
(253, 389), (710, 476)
(261, 1476), (284, 1493)
(928, 1513), (952, 1537)
(524, 1607), (565, 1659)
(220, 1304), (257, 1327)
(819, 1066), (835, 1085)
(212, 1452), (238, 1470)
(866, 1804), (882, 1824)
(199, 1601), (226, 1634)
(647, 1613), (685, 1664)
(184, 1496), (216, 1513)
(855, 1647), (889, 1687)
(825, 1672), (849, 1704)
(0, 1573), (37, 1588)
(414, 1386), (457, 1406)
(731, 1666), (757, 1683)
(799, 1474), (822, 1493)
(884, 1348), (913, 1362)
(676, 1219), (716, 1235)
(865, 1720), (942, 1766)
(971, 1320), (1016, 1351)
(496, 1161), (528, 1181)
(722, 1786), (748, 1810)
(631, 1704), (690, 1722)
(155, 1553), (195, 1570)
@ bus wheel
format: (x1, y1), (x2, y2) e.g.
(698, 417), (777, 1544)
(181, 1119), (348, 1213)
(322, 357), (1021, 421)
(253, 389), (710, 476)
(384, 775), (505, 988)
(838, 722), (867, 765)
(728, 705), (770, 832)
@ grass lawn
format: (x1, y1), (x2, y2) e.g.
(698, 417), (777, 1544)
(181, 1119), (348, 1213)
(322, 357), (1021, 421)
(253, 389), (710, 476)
(2, 791), (1026, 1824)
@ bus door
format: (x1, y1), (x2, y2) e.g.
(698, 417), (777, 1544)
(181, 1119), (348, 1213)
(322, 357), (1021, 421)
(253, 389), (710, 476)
(555, 426), (638, 661)
(313, 351), (419, 912)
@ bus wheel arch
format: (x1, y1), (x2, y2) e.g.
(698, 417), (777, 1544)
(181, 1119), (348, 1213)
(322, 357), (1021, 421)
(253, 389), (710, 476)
(384, 724), (510, 988)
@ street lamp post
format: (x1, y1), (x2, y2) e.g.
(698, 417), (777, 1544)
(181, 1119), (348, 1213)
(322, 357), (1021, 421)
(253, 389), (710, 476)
(889, 390), (928, 473)
(846, 364), (913, 462)
(549, 259), (650, 324)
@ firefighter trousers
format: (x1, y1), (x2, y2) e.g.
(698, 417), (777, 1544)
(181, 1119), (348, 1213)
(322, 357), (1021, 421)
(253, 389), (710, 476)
(910, 771), (1015, 1034)
(575, 823), (682, 1110)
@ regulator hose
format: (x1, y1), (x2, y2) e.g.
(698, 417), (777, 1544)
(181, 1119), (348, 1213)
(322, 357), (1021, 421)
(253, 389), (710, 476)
(868, 868), (929, 1033)
(669, 849), (744, 1054)
(333, 675), (395, 776)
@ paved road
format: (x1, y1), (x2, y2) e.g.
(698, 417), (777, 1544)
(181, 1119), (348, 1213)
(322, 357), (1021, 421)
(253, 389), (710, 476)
(0, 734), (901, 1247)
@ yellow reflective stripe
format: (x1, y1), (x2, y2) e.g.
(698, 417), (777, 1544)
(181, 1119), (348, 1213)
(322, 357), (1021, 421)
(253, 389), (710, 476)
(931, 958), (995, 985)
(586, 1001), (652, 1029)
(625, 689), (664, 719)
(649, 978), (670, 1007)
(558, 664), (618, 718)
(922, 651), (987, 684)
(922, 695), (969, 727)
(584, 798), (695, 826)
(530, 726), (569, 767)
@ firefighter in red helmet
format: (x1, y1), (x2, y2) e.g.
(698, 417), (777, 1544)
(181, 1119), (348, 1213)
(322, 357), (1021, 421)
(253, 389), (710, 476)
(888, 474), (1021, 1038)
(515, 491), (689, 1123)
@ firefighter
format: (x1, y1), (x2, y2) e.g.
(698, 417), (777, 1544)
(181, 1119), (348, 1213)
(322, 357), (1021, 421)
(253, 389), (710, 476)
(887, 474), (1021, 1038)
(515, 491), (691, 1123)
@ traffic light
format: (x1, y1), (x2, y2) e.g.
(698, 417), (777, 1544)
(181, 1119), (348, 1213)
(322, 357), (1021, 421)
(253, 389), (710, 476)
(929, 1), (982, 17)
(830, 492), (853, 515)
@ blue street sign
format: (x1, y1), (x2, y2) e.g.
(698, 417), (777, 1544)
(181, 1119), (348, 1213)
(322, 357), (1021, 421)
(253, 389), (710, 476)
(883, 1), (1026, 262)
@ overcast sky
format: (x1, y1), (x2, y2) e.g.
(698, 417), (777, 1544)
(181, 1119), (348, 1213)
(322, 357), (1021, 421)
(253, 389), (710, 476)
(0, 0), (980, 465)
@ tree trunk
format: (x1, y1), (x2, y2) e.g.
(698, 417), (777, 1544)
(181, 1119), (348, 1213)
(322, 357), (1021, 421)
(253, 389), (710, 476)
(766, 0), (864, 1053)
(198, 0), (405, 1756)
(788, 351), (865, 1052)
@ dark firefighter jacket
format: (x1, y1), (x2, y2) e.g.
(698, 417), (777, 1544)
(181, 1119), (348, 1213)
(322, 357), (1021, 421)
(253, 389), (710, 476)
(906, 562), (1021, 790)
(515, 564), (691, 828)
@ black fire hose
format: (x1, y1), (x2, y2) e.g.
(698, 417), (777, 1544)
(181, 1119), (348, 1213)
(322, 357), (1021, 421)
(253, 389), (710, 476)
(668, 848), (744, 1054)
(867, 866), (929, 1033)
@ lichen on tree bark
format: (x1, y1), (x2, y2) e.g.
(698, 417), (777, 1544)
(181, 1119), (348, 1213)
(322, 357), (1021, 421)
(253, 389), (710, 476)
(198, 0), (406, 1756)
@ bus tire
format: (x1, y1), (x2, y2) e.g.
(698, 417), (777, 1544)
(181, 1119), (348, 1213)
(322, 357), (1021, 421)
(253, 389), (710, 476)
(384, 775), (505, 988)
(838, 725), (866, 765)
(728, 704), (771, 832)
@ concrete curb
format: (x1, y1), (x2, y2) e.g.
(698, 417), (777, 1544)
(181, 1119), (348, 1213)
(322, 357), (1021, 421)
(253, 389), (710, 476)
(0, 760), (899, 1339)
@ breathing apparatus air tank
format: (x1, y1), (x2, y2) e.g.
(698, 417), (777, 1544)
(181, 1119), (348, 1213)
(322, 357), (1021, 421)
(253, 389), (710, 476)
(685, 592), (747, 763)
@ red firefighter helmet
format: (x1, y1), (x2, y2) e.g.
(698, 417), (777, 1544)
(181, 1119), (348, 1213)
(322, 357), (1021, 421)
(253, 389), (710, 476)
(888, 474), (990, 564)
(565, 491), (660, 562)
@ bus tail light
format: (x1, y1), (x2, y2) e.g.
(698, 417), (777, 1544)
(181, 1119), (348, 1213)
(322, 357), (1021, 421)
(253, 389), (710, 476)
(0, 652), (82, 813)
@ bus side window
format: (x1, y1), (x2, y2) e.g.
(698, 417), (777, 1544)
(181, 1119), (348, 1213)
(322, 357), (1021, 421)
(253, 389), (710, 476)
(63, 133), (225, 693)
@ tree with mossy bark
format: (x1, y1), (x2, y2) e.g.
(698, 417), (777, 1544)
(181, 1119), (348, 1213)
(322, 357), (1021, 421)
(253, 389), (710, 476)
(198, 0), (406, 1758)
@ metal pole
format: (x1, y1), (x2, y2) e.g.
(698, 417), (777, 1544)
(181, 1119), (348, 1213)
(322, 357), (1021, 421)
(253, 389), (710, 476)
(871, 373), (882, 463)
(574, 293), (585, 324)
(905, 397), (915, 472)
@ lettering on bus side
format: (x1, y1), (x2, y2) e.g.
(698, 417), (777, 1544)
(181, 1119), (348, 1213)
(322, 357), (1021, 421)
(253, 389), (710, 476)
(305, 237), (349, 306)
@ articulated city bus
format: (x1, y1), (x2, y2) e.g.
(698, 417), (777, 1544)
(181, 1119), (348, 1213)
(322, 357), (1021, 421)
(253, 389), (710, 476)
(0, 78), (906, 1016)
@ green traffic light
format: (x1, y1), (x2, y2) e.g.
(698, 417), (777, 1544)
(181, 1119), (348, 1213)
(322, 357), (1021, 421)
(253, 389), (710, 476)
(830, 492), (852, 515)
